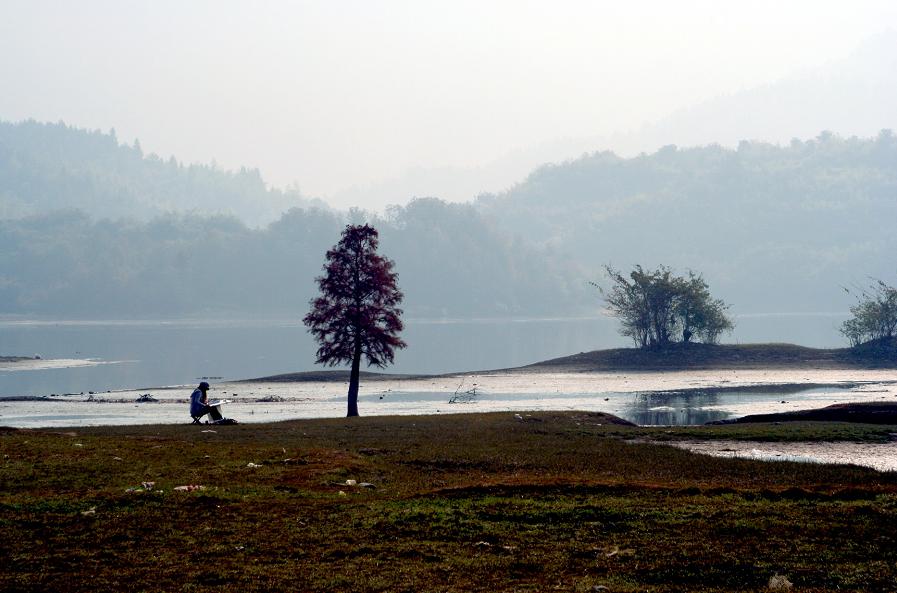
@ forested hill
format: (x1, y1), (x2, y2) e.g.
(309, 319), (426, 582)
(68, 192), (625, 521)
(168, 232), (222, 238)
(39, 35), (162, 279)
(0, 120), (313, 226)
(477, 132), (897, 313)
(2, 121), (896, 320)
(0, 121), (583, 317)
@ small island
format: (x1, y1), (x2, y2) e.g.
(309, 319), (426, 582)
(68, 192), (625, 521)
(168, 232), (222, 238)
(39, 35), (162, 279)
(525, 338), (897, 372)
(246, 339), (897, 385)
(0, 355), (41, 363)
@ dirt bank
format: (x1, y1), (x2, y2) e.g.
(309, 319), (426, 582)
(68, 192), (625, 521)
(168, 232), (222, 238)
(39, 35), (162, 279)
(712, 401), (897, 425)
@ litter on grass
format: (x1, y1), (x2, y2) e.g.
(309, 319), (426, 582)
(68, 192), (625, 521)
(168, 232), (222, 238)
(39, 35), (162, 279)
(768, 574), (793, 590)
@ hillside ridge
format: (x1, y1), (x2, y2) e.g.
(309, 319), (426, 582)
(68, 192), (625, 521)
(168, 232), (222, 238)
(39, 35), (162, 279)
(246, 340), (897, 382)
(524, 340), (897, 371)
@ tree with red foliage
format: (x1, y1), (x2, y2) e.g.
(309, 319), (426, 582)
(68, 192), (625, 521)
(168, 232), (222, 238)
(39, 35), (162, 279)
(303, 224), (406, 417)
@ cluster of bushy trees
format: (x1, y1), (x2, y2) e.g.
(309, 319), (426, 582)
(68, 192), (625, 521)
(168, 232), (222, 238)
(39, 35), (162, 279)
(840, 279), (897, 346)
(597, 265), (734, 348)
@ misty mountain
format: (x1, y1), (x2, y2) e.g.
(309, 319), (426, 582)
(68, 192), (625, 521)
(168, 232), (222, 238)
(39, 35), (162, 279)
(611, 30), (897, 154)
(0, 120), (586, 319)
(477, 131), (897, 313)
(335, 31), (897, 209)
(3, 120), (896, 322)
(0, 120), (316, 226)
(328, 137), (600, 209)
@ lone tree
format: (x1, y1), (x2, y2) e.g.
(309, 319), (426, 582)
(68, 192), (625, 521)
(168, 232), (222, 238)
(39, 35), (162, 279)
(594, 265), (734, 349)
(304, 224), (406, 417)
(840, 278), (897, 347)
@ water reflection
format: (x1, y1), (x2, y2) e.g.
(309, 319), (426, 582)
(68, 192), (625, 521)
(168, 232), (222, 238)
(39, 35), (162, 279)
(621, 405), (733, 426)
(619, 387), (843, 426)
(623, 391), (723, 425)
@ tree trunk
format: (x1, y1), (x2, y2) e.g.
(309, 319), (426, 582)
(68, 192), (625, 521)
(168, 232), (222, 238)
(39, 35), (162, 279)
(346, 338), (362, 417)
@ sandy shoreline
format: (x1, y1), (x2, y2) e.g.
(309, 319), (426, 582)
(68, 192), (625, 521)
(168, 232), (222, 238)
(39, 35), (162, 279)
(3, 367), (896, 427)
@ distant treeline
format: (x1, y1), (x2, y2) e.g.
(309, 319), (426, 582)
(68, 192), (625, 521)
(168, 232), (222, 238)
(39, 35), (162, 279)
(0, 201), (581, 318)
(2, 120), (896, 320)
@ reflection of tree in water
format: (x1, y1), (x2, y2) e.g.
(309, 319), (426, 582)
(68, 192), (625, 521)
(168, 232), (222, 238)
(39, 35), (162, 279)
(622, 390), (728, 426)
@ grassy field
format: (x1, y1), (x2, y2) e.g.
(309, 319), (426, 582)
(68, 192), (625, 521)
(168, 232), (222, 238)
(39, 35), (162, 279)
(3, 412), (897, 592)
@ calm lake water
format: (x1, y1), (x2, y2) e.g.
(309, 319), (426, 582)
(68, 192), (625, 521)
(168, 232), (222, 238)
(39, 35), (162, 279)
(0, 313), (850, 399)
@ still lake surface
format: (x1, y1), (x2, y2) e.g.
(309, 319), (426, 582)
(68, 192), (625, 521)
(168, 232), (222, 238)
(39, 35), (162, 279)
(0, 313), (850, 398)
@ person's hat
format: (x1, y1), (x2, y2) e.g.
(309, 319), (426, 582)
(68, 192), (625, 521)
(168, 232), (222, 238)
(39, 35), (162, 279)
(198, 381), (210, 390)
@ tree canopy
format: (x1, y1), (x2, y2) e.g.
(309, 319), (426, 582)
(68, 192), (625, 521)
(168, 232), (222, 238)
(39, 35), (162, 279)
(840, 279), (897, 347)
(596, 265), (734, 348)
(303, 224), (406, 416)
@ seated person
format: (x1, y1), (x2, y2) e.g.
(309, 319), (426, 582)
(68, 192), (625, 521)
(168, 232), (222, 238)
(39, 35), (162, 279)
(190, 381), (213, 422)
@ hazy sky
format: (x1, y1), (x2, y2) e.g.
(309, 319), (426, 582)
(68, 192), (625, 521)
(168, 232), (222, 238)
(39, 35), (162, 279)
(3, 1), (897, 209)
